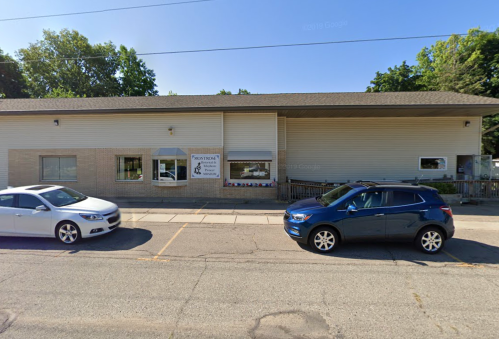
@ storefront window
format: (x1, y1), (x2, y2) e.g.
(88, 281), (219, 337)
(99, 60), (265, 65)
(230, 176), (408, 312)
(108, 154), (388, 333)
(116, 156), (143, 181)
(41, 156), (77, 181)
(152, 159), (187, 182)
(419, 157), (447, 170)
(230, 162), (270, 180)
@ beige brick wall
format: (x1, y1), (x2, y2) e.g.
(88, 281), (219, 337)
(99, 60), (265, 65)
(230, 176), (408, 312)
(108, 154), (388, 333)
(9, 148), (277, 200)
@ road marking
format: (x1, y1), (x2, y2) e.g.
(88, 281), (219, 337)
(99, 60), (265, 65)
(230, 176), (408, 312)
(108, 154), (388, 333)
(137, 258), (170, 262)
(153, 222), (189, 260)
(195, 202), (209, 215)
(442, 250), (483, 268)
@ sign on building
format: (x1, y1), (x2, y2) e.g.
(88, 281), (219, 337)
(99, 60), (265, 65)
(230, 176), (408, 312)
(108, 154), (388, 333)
(191, 154), (220, 179)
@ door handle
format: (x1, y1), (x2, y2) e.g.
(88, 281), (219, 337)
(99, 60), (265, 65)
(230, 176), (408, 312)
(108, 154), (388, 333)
(375, 214), (384, 217)
(420, 210), (428, 212)
(15, 214), (22, 217)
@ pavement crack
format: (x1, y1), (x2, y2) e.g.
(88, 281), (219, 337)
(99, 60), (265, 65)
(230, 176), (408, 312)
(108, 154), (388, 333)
(170, 259), (208, 338)
(406, 274), (443, 333)
(384, 245), (398, 266)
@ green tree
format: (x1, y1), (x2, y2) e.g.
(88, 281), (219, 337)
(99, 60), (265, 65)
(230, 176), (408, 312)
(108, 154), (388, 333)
(366, 61), (424, 92)
(17, 29), (157, 98)
(216, 88), (251, 95)
(0, 49), (29, 98)
(217, 89), (232, 95)
(367, 28), (499, 156)
(117, 45), (158, 96)
(237, 88), (251, 95)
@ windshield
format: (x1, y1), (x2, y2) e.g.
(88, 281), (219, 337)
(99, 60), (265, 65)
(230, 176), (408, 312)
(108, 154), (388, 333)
(40, 187), (87, 207)
(319, 184), (354, 206)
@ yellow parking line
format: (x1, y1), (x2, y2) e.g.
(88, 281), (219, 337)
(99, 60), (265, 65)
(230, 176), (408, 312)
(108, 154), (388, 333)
(442, 250), (483, 268)
(195, 202), (209, 215)
(153, 222), (189, 260)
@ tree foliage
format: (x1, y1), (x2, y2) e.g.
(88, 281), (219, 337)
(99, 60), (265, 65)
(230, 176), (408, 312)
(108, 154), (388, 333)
(216, 88), (251, 95)
(0, 49), (28, 98)
(367, 28), (499, 156)
(16, 29), (157, 98)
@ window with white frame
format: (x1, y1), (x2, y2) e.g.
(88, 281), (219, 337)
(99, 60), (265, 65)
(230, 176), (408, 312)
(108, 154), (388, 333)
(41, 156), (77, 181)
(152, 159), (187, 182)
(116, 156), (143, 181)
(419, 157), (447, 170)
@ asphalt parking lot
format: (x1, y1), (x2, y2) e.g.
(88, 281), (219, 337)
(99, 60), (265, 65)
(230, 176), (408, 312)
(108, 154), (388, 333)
(1, 201), (498, 338)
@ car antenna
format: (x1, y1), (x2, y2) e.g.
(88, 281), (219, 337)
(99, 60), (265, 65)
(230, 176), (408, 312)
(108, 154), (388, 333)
(415, 174), (424, 185)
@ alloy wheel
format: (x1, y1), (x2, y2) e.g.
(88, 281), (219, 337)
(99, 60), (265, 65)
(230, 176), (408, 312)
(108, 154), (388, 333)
(313, 230), (335, 251)
(421, 231), (442, 252)
(59, 224), (78, 244)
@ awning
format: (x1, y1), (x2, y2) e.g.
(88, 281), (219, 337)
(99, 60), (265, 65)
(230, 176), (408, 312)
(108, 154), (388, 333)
(227, 151), (272, 162)
(152, 148), (187, 156)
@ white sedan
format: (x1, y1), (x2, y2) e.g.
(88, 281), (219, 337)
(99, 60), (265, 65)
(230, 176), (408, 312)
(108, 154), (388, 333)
(0, 185), (120, 244)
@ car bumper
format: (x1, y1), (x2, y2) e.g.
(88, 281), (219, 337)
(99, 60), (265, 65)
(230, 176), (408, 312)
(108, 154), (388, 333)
(283, 219), (308, 244)
(79, 218), (121, 238)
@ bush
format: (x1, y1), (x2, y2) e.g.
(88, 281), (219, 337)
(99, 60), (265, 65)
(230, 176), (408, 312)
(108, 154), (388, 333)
(422, 182), (457, 194)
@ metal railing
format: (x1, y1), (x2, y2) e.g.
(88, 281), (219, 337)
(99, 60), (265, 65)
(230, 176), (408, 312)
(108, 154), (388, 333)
(277, 180), (499, 201)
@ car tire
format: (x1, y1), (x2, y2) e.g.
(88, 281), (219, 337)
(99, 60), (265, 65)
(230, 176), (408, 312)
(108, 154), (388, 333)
(309, 227), (339, 253)
(415, 227), (445, 254)
(56, 221), (81, 245)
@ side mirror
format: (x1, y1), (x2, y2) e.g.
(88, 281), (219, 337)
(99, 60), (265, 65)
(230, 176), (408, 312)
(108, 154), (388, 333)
(346, 205), (358, 214)
(35, 205), (49, 212)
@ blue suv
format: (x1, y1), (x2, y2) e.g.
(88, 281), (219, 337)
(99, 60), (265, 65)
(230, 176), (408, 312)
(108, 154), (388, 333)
(284, 182), (454, 254)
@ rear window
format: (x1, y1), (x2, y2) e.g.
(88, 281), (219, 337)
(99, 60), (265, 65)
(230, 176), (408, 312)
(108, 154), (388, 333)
(389, 191), (423, 206)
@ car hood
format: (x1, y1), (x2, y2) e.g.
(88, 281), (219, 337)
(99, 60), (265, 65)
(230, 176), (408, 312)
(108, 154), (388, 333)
(56, 197), (118, 214)
(287, 197), (325, 213)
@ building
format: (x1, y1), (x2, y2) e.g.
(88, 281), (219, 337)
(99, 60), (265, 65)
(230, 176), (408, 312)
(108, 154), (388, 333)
(1, 92), (499, 199)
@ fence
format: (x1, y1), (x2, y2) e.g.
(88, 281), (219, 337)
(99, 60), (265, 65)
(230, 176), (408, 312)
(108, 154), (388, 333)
(277, 180), (499, 201)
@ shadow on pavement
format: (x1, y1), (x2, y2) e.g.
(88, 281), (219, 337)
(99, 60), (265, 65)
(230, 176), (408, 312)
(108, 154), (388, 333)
(297, 238), (499, 266)
(0, 227), (152, 253)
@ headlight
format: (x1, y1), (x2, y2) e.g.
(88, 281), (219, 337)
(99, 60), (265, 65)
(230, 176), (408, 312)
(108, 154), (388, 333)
(291, 213), (312, 221)
(79, 213), (104, 221)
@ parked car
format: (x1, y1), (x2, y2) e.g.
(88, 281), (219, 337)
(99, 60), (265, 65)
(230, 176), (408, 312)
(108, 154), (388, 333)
(0, 185), (120, 244)
(284, 181), (454, 254)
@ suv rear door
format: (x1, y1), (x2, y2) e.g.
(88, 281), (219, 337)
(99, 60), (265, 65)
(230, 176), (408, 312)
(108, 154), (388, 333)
(340, 190), (387, 240)
(385, 189), (427, 240)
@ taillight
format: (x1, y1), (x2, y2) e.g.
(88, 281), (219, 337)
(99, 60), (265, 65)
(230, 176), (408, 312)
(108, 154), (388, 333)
(440, 206), (453, 217)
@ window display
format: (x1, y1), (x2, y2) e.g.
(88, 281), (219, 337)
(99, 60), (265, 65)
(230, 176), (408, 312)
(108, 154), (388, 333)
(230, 162), (270, 180)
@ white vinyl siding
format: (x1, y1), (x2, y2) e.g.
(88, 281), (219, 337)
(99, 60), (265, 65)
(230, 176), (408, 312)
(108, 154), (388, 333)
(0, 113), (222, 189)
(286, 117), (482, 182)
(278, 117), (286, 150)
(223, 113), (277, 183)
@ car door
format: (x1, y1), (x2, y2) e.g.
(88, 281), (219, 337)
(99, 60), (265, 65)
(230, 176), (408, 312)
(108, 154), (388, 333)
(385, 190), (426, 240)
(340, 190), (387, 240)
(0, 194), (16, 234)
(12, 194), (53, 236)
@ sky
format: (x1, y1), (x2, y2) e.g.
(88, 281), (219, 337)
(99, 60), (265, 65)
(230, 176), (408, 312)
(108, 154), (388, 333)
(1, 0), (499, 96)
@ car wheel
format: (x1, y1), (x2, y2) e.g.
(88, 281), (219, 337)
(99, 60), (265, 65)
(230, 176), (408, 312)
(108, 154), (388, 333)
(415, 227), (445, 254)
(309, 227), (339, 253)
(56, 222), (81, 245)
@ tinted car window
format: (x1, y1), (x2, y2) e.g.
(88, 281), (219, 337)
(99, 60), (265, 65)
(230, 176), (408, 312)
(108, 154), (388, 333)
(390, 191), (423, 206)
(18, 194), (44, 209)
(0, 195), (15, 208)
(350, 191), (384, 209)
(40, 187), (87, 207)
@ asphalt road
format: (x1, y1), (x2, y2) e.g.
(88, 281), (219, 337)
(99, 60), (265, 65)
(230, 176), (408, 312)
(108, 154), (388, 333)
(1, 205), (498, 338)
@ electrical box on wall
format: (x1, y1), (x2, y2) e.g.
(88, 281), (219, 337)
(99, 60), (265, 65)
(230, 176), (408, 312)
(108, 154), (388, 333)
(168, 127), (174, 136)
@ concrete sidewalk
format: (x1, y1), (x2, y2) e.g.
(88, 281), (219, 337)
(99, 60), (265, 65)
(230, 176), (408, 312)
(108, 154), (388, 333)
(121, 212), (283, 225)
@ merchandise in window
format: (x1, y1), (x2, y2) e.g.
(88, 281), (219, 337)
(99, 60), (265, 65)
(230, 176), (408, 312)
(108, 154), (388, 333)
(230, 162), (270, 180)
(420, 157), (447, 170)
(117, 156), (143, 181)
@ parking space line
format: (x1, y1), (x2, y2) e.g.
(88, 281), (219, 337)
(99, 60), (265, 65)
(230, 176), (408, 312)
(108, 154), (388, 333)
(442, 250), (483, 268)
(153, 222), (189, 260)
(195, 202), (209, 215)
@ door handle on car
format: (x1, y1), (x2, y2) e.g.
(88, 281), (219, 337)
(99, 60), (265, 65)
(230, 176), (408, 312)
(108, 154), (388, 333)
(374, 214), (384, 217)
(15, 214), (22, 217)
(420, 210), (428, 212)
